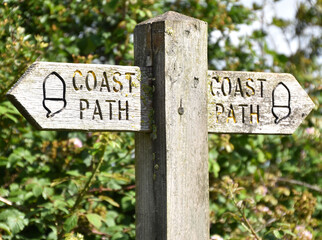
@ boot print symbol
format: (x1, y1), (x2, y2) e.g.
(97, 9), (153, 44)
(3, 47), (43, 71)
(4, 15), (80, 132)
(272, 82), (291, 124)
(43, 72), (67, 118)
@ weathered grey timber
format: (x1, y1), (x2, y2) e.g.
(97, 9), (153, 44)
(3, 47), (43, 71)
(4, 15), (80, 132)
(7, 62), (151, 131)
(208, 70), (315, 134)
(8, 62), (313, 134)
(134, 11), (209, 240)
(6, 11), (316, 240)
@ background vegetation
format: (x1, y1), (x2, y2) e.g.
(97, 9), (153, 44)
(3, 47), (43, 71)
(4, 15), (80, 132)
(0, 0), (321, 239)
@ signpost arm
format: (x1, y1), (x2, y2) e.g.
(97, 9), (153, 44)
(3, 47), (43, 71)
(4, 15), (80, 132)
(134, 12), (209, 239)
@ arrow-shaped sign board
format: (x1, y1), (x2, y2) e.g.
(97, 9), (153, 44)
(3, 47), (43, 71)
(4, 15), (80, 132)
(7, 62), (151, 132)
(207, 70), (315, 134)
(7, 62), (314, 134)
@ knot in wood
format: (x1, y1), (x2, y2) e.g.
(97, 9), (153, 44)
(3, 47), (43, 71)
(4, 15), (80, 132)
(178, 107), (184, 115)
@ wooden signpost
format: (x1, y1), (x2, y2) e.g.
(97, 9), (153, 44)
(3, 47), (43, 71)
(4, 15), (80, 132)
(7, 62), (151, 132)
(208, 70), (315, 134)
(7, 11), (315, 240)
(8, 64), (313, 135)
(8, 65), (314, 135)
(134, 13), (209, 239)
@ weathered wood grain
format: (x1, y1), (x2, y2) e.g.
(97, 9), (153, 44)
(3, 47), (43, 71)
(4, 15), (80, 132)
(208, 70), (315, 134)
(7, 63), (314, 134)
(7, 62), (151, 132)
(134, 11), (209, 240)
(134, 21), (156, 240)
(6, 11), (316, 240)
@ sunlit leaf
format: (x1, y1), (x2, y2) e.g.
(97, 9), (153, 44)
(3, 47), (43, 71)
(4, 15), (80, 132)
(99, 196), (120, 208)
(86, 213), (102, 229)
(63, 214), (78, 232)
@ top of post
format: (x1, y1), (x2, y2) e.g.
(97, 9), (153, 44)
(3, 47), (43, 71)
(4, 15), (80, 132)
(137, 11), (206, 25)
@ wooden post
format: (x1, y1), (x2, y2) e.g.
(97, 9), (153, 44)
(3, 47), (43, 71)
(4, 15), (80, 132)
(6, 10), (315, 240)
(134, 12), (209, 240)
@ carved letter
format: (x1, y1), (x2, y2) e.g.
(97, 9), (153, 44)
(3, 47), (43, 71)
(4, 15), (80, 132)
(238, 104), (248, 123)
(113, 72), (123, 92)
(215, 103), (224, 123)
(73, 70), (83, 91)
(210, 76), (220, 96)
(100, 72), (111, 92)
(234, 78), (244, 97)
(85, 71), (97, 91)
(80, 99), (89, 119)
(125, 72), (135, 93)
(106, 100), (116, 120)
(221, 77), (231, 96)
(119, 100), (129, 120)
(93, 100), (103, 120)
(250, 105), (260, 124)
(257, 79), (266, 97)
(226, 104), (237, 123)
(246, 78), (255, 97)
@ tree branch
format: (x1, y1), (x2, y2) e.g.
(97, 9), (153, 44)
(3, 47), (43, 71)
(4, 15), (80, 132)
(88, 185), (135, 193)
(277, 177), (322, 193)
(71, 153), (106, 213)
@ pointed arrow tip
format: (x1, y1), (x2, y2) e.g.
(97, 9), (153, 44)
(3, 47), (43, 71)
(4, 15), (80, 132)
(307, 95), (316, 116)
(6, 92), (42, 130)
(6, 62), (43, 130)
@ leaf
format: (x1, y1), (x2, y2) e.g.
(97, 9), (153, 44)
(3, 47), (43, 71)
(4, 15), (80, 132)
(99, 196), (120, 208)
(273, 229), (283, 238)
(0, 102), (20, 123)
(86, 213), (102, 229)
(7, 147), (36, 167)
(0, 222), (11, 235)
(42, 187), (54, 199)
(283, 229), (296, 237)
(32, 184), (43, 197)
(51, 177), (70, 187)
(121, 195), (135, 211)
(66, 170), (82, 176)
(247, 164), (257, 174)
(3, 113), (19, 123)
(0, 188), (9, 197)
(272, 17), (291, 28)
(105, 211), (118, 227)
(47, 225), (58, 240)
(257, 150), (266, 163)
(63, 214), (78, 232)
(209, 158), (220, 178)
(6, 213), (28, 234)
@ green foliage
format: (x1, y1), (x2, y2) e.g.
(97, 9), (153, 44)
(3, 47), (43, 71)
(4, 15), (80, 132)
(0, 0), (321, 239)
